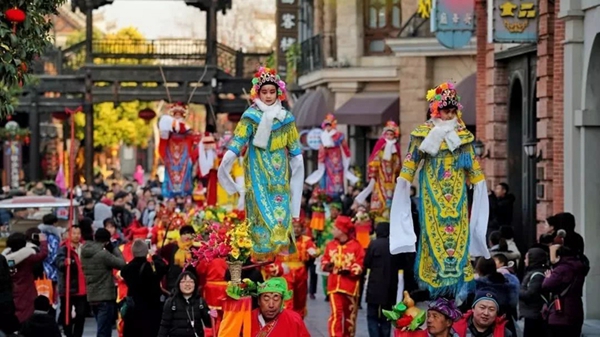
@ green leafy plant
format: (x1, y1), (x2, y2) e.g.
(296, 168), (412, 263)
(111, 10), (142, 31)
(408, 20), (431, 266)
(0, 0), (66, 118)
(285, 42), (300, 84)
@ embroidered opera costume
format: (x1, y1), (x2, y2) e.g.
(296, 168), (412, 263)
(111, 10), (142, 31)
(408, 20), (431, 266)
(356, 121), (402, 220)
(158, 103), (198, 198)
(305, 114), (358, 198)
(218, 67), (304, 261)
(389, 82), (490, 298)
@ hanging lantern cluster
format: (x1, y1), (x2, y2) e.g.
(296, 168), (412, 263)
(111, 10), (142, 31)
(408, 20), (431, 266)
(4, 7), (26, 34)
(0, 127), (30, 144)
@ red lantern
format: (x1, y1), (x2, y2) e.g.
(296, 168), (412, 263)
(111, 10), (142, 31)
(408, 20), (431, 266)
(5, 8), (26, 33)
(52, 111), (69, 121)
(138, 108), (156, 123)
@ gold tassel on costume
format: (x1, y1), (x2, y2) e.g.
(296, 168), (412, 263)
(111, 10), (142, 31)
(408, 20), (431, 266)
(418, 0), (432, 18)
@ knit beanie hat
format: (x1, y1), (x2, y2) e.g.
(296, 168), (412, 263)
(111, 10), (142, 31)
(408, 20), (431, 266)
(131, 239), (149, 258)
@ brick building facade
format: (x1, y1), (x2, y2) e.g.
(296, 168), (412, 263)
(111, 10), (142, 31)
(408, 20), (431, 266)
(475, 0), (564, 241)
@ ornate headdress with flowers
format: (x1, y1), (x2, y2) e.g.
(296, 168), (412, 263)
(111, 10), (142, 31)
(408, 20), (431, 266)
(426, 82), (463, 118)
(168, 102), (188, 118)
(383, 120), (400, 138)
(250, 67), (287, 102)
(321, 113), (337, 129)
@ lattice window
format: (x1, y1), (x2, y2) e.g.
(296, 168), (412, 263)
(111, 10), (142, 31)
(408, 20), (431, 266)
(364, 0), (402, 54)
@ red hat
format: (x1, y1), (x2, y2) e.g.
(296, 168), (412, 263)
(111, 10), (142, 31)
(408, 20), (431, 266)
(334, 216), (355, 237)
(130, 226), (149, 240)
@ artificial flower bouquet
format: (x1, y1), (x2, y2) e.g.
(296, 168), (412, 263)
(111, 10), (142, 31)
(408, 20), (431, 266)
(383, 292), (426, 332)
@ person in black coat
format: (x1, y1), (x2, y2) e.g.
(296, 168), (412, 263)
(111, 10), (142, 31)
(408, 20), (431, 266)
(158, 271), (211, 337)
(0, 254), (19, 335)
(519, 247), (549, 337)
(121, 240), (168, 337)
(19, 296), (61, 337)
(364, 222), (403, 337)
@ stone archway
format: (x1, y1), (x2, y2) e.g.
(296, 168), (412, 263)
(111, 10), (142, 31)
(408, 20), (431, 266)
(582, 32), (600, 319)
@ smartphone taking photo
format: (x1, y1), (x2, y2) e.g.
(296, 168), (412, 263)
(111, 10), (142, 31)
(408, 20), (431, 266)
(7, 259), (16, 274)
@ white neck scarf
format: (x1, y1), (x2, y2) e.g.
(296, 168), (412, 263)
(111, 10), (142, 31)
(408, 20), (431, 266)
(320, 129), (337, 148)
(253, 99), (286, 149)
(382, 139), (397, 161)
(418, 118), (461, 156)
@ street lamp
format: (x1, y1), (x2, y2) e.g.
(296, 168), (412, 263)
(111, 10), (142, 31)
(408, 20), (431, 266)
(523, 140), (542, 161)
(473, 139), (489, 158)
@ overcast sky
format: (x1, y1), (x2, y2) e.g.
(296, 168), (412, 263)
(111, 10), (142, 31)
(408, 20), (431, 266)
(99, 0), (207, 39)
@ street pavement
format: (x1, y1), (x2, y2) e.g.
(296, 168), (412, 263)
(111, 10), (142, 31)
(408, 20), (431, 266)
(77, 279), (600, 337)
(80, 280), (367, 337)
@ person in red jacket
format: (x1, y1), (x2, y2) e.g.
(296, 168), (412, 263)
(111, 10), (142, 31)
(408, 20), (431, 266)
(321, 215), (364, 337)
(250, 277), (310, 337)
(453, 290), (513, 337)
(55, 226), (87, 337)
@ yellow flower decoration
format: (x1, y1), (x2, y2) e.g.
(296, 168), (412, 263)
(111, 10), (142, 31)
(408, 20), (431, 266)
(426, 88), (436, 102)
(231, 247), (240, 259)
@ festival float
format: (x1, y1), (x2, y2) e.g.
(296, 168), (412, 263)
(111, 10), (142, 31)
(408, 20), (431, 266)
(190, 208), (254, 337)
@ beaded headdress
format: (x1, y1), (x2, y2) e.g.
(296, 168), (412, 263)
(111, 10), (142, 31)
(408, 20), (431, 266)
(321, 113), (337, 129)
(250, 67), (287, 102)
(168, 102), (188, 117)
(426, 82), (463, 118)
(382, 120), (400, 137)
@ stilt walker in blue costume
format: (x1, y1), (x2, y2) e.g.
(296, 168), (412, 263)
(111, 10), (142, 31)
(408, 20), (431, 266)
(389, 81), (490, 298)
(218, 67), (304, 262)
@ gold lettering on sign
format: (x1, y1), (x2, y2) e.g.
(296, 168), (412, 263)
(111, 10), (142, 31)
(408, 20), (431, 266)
(503, 19), (529, 32)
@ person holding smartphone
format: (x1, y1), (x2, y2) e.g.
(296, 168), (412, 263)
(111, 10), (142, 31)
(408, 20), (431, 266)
(1, 232), (48, 323)
(0, 254), (19, 335)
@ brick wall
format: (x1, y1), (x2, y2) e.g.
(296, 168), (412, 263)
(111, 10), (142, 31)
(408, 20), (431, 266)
(551, 0), (565, 213)
(535, 0), (564, 226)
(475, 0), (487, 142)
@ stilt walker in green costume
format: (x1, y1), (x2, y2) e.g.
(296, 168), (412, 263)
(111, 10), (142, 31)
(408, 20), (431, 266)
(389, 81), (490, 298)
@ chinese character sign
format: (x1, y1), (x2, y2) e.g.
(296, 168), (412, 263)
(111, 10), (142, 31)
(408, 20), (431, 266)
(276, 0), (298, 78)
(432, 0), (475, 49)
(492, 0), (538, 42)
(3, 141), (22, 189)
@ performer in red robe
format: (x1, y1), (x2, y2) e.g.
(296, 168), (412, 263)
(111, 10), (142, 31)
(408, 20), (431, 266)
(321, 216), (365, 337)
(158, 102), (199, 199)
(277, 215), (319, 318)
(196, 257), (228, 333)
(251, 277), (311, 337)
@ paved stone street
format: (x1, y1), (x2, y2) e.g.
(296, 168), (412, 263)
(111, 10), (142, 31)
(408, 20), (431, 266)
(81, 280), (368, 337)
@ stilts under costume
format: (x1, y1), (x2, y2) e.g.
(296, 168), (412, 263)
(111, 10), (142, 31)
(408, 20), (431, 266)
(355, 121), (402, 220)
(305, 114), (358, 198)
(389, 82), (490, 298)
(217, 67), (304, 261)
(158, 103), (198, 198)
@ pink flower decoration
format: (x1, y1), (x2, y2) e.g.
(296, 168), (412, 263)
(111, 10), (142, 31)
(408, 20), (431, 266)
(444, 226), (455, 234)
(443, 170), (452, 179)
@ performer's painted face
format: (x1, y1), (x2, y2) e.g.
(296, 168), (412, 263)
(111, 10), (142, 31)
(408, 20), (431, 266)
(384, 130), (396, 140)
(259, 84), (278, 106)
(293, 221), (304, 237)
(258, 293), (283, 321)
(439, 107), (457, 121)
